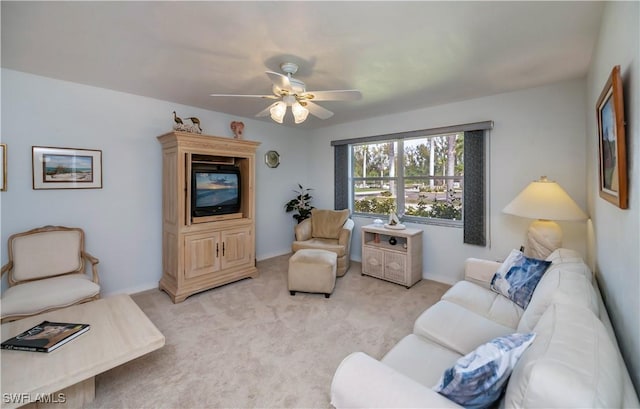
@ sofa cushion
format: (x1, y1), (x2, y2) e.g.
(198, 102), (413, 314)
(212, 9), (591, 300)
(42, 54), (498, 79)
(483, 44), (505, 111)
(381, 334), (462, 388)
(505, 303), (623, 408)
(1, 274), (99, 319)
(545, 248), (593, 283)
(413, 301), (515, 355)
(441, 281), (524, 328)
(517, 268), (599, 332)
(434, 332), (535, 409)
(491, 250), (551, 309)
(310, 209), (349, 239)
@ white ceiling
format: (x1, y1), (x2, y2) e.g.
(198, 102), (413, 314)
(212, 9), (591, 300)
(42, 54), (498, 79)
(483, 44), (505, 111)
(1, 1), (604, 129)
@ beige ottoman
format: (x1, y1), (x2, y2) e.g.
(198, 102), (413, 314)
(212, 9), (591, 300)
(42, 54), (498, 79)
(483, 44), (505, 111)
(288, 249), (337, 298)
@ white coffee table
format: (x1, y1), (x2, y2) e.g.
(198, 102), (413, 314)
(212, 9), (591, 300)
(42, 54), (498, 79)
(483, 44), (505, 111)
(1, 294), (165, 409)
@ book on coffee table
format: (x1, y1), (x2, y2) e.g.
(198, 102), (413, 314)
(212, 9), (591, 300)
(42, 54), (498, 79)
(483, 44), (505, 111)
(1, 321), (90, 353)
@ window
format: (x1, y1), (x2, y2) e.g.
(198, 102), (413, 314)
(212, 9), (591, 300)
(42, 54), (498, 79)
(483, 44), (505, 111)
(351, 133), (464, 225)
(332, 121), (492, 246)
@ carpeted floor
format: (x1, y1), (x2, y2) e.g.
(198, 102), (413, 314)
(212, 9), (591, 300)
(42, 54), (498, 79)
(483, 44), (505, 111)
(87, 254), (449, 409)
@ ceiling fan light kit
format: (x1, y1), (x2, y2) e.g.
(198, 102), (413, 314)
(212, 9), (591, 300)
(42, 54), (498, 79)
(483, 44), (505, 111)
(210, 61), (362, 125)
(269, 101), (287, 124)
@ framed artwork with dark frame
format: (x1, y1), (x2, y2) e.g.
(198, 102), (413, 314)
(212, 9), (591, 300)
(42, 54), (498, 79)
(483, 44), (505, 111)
(596, 65), (627, 209)
(32, 146), (103, 190)
(0, 144), (6, 192)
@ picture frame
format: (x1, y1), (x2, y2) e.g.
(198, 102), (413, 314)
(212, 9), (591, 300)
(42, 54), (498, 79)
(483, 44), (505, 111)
(32, 146), (103, 190)
(0, 144), (6, 192)
(596, 65), (627, 209)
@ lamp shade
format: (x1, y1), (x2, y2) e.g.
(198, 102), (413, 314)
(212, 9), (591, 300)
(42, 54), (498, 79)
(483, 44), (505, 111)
(503, 176), (587, 221)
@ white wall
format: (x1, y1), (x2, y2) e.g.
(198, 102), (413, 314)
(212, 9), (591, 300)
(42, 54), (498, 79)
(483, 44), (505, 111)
(586, 1), (639, 392)
(310, 79), (589, 284)
(0, 69), (310, 295)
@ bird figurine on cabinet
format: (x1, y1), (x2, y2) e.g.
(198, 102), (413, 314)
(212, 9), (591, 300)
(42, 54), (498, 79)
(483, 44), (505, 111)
(185, 116), (202, 133)
(172, 111), (183, 126)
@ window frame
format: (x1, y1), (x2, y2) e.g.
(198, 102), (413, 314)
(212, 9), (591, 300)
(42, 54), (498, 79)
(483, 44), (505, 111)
(332, 121), (492, 246)
(350, 137), (464, 227)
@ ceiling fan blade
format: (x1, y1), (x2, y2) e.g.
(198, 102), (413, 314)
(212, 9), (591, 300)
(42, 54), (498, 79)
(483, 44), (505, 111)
(255, 101), (279, 117)
(265, 71), (292, 92)
(210, 94), (279, 99)
(304, 101), (334, 120)
(301, 89), (362, 101)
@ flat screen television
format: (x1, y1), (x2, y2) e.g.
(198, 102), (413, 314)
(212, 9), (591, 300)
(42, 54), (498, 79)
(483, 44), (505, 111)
(191, 164), (241, 217)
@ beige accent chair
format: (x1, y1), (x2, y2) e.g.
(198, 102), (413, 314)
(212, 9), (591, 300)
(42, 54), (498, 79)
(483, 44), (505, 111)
(1, 225), (101, 323)
(291, 209), (354, 276)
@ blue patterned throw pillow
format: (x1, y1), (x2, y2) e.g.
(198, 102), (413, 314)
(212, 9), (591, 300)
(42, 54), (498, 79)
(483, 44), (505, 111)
(433, 333), (536, 409)
(490, 250), (551, 309)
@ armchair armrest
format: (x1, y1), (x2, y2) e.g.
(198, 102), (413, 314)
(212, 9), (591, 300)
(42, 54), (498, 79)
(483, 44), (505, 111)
(294, 218), (312, 241)
(338, 218), (354, 247)
(1, 261), (13, 279)
(82, 251), (100, 284)
(330, 352), (462, 408)
(464, 258), (501, 289)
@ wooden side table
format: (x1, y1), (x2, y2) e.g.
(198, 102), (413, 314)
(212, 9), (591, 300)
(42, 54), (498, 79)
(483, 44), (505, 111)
(361, 224), (423, 288)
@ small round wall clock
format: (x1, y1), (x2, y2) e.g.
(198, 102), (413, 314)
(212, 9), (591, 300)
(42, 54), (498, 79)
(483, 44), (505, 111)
(265, 150), (280, 168)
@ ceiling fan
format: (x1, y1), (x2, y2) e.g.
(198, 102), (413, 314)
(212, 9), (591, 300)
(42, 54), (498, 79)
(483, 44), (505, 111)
(210, 62), (362, 124)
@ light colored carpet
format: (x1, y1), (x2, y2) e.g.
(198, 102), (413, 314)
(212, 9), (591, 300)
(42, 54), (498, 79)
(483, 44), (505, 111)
(87, 254), (450, 409)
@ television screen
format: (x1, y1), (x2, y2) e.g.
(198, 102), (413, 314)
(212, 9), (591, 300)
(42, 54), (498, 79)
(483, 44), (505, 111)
(194, 172), (239, 208)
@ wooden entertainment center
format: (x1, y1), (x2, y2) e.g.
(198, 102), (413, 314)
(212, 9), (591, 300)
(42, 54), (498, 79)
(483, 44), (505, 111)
(157, 131), (260, 303)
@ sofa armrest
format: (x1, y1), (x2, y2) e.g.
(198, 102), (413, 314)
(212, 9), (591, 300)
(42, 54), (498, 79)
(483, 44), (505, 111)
(294, 218), (312, 241)
(464, 258), (501, 289)
(330, 352), (462, 408)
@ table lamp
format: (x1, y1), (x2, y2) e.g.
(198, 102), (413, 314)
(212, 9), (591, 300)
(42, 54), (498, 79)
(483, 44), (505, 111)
(502, 176), (587, 259)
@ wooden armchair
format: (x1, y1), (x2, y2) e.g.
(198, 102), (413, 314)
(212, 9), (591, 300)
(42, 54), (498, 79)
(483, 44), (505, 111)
(292, 209), (354, 276)
(1, 226), (101, 323)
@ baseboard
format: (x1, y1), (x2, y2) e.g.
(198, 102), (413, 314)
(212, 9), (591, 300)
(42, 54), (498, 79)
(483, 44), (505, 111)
(256, 250), (291, 262)
(103, 281), (159, 297)
(423, 272), (457, 286)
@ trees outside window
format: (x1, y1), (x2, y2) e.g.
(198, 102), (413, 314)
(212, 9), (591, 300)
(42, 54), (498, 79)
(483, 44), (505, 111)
(351, 133), (463, 223)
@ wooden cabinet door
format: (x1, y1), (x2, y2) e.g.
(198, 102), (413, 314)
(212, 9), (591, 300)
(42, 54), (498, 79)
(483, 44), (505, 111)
(184, 232), (221, 279)
(221, 227), (253, 270)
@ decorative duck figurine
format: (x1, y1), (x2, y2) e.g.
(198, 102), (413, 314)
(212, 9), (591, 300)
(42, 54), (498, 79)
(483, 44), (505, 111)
(172, 111), (183, 125)
(186, 117), (202, 132)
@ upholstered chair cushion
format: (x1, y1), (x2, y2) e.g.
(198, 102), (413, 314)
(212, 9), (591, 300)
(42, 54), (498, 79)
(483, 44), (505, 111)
(12, 229), (83, 281)
(310, 209), (349, 239)
(1, 274), (100, 318)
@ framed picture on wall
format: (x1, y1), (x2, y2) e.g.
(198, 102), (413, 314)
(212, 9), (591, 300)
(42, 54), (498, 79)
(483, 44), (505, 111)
(596, 65), (627, 209)
(32, 146), (103, 190)
(0, 144), (6, 192)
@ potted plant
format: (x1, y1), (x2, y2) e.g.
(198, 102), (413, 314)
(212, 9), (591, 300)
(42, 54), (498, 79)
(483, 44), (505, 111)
(285, 184), (314, 223)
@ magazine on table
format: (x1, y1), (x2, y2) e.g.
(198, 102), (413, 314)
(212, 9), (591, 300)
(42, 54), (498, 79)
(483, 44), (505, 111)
(1, 321), (90, 353)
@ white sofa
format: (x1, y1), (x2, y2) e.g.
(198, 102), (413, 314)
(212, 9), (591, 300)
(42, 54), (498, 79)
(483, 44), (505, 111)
(331, 249), (639, 408)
